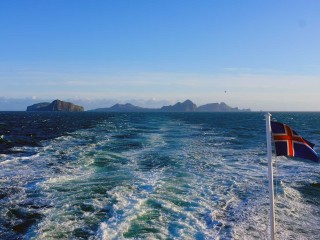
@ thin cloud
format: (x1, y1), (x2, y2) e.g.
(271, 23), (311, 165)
(1, 68), (320, 111)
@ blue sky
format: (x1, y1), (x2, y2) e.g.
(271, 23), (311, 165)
(1, 0), (320, 111)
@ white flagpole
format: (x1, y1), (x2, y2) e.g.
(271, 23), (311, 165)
(265, 112), (275, 240)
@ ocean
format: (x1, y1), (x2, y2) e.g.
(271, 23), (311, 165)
(0, 112), (319, 240)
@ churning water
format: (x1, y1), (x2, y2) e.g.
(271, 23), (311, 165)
(0, 112), (319, 239)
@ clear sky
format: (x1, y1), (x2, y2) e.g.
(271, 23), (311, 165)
(1, 0), (320, 111)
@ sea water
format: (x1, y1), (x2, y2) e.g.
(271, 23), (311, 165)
(0, 112), (319, 239)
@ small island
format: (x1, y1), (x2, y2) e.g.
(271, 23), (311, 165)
(27, 99), (250, 113)
(89, 99), (250, 112)
(26, 99), (84, 112)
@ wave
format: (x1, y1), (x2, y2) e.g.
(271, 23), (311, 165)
(0, 112), (319, 239)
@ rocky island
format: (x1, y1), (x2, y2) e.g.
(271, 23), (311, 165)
(89, 100), (250, 112)
(26, 99), (84, 112)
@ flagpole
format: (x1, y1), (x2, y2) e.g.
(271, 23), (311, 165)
(265, 112), (276, 240)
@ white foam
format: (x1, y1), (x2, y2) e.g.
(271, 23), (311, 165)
(2, 115), (318, 239)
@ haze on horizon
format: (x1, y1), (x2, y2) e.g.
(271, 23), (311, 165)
(1, 1), (320, 111)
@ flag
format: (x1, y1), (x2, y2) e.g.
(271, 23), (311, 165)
(271, 121), (319, 162)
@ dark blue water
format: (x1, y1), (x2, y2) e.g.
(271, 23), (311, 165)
(0, 112), (319, 239)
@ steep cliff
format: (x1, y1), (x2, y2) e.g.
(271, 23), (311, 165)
(27, 100), (84, 112)
(161, 100), (197, 112)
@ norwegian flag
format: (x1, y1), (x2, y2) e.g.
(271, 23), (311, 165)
(270, 121), (319, 162)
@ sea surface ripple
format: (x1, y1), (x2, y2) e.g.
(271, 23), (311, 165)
(0, 112), (319, 239)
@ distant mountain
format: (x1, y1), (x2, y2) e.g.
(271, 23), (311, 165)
(161, 99), (197, 112)
(197, 102), (250, 112)
(26, 102), (51, 111)
(90, 103), (156, 112)
(27, 100), (84, 112)
(90, 100), (250, 112)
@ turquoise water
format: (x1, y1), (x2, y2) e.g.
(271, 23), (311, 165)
(0, 112), (319, 239)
